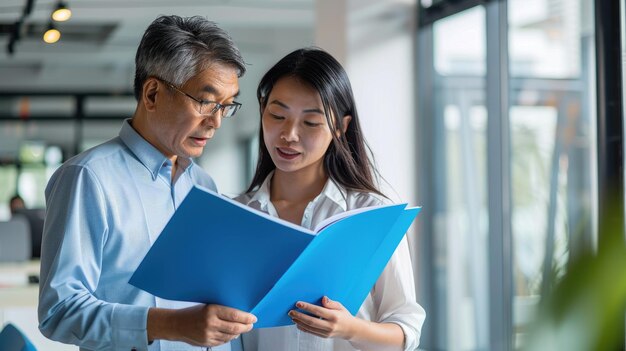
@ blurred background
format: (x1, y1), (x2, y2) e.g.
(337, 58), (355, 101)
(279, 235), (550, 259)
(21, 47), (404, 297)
(0, 0), (624, 350)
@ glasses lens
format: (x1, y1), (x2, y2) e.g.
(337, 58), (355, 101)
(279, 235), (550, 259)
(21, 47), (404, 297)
(225, 103), (241, 117)
(198, 102), (239, 118)
(199, 102), (217, 116)
(222, 105), (234, 118)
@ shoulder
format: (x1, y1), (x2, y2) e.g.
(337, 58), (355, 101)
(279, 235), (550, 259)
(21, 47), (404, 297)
(46, 138), (126, 194)
(57, 138), (127, 178)
(344, 189), (391, 211)
(189, 164), (218, 192)
(233, 190), (256, 205)
(51, 138), (123, 178)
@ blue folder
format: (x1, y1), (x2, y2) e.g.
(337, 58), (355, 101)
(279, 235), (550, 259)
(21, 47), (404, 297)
(129, 186), (421, 328)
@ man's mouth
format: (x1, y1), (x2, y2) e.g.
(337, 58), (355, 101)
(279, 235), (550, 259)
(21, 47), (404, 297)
(190, 136), (209, 146)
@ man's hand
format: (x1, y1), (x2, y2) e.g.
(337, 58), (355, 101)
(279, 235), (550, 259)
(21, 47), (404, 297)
(148, 304), (256, 347)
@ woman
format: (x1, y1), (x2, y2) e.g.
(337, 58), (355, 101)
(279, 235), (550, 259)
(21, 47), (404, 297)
(237, 47), (425, 351)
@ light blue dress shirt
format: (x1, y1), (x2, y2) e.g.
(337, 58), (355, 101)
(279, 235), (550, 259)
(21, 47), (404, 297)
(38, 120), (239, 351)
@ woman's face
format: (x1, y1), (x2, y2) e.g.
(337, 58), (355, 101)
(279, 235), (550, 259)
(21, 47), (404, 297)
(261, 76), (334, 177)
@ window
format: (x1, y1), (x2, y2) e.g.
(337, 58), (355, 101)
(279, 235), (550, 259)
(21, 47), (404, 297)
(417, 1), (598, 349)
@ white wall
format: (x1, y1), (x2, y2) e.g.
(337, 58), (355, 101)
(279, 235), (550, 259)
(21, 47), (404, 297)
(316, 0), (418, 203)
(315, 0), (421, 299)
(349, 34), (417, 204)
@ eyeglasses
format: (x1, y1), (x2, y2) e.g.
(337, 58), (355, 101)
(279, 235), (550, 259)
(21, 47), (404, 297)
(157, 78), (242, 118)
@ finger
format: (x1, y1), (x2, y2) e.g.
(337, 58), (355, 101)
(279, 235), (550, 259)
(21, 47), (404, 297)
(322, 296), (345, 311)
(213, 305), (257, 324)
(295, 301), (333, 320)
(289, 309), (329, 330)
(295, 322), (329, 338)
(213, 319), (254, 335)
(200, 330), (235, 347)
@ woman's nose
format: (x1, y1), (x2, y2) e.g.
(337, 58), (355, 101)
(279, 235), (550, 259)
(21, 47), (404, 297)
(280, 121), (298, 142)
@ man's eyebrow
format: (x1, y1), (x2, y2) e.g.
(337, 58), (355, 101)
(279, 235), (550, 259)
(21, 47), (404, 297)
(201, 85), (240, 99)
(201, 85), (218, 95)
(268, 100), (323, 114)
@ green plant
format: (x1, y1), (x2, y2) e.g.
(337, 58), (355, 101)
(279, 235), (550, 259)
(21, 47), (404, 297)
(523, 205), (626, 351)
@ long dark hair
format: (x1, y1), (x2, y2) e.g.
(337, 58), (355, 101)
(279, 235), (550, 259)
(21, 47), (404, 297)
(246, 47), (384, 197)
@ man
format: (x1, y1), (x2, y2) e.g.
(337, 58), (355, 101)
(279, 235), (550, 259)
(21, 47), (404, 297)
(9, 193), (25, 215)
(38, 15), (256, 351)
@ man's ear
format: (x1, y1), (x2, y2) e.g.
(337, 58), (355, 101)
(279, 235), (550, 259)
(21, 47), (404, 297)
(142, 78), (160, 112)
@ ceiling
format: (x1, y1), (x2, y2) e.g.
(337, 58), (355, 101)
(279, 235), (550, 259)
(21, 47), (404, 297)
(0, 0), (315, 92)
(0, 0), (414, 153)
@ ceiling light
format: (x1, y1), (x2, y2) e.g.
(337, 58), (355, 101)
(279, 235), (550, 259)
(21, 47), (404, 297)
(52, 2), (72, 22)
(43, 23), (61, 44)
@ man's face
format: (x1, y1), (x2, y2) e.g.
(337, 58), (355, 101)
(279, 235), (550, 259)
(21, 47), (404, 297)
(149, 63), (239, 159)
(10, 198), (24, 213)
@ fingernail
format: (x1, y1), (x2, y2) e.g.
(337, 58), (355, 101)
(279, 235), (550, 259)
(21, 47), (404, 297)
(296, 302), (304, 308)
(323, 296), (328, 303)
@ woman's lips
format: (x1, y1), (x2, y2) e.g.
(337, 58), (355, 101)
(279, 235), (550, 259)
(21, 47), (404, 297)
(276, 147), (301, 160)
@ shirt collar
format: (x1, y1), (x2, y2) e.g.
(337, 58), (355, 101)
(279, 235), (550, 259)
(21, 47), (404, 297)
(119, 119), (194, 181)
(247, 171), (274, 208)
(320, 177), (348, 211)
(246, 171), (348, 211)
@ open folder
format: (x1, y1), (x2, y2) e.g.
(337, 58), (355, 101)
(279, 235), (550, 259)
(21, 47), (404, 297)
(129, 186), (421, 328)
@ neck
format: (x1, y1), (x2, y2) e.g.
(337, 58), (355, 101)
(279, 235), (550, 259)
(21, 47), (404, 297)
(270, 165), (328, 204)
(131, 112), (177, 165)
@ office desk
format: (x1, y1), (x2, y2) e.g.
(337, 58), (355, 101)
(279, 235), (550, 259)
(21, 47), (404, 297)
(0, 260), (76, 350)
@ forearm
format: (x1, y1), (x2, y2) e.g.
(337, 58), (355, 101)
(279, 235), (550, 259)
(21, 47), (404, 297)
(348, 320), (405, 351)
(147, 307), (179, 342)
(39, 288), (150, 350)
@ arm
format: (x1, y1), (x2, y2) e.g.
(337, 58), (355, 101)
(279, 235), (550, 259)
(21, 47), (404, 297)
(38, 165), (256, 349)
(370, 236), (425, 350)
(38, 165), (149, 349)
(290, 237), (425, 351)
(289, 297), (405, 351)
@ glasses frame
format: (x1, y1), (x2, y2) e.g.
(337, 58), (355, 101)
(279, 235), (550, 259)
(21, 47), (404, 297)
(155, 77), (241, 118)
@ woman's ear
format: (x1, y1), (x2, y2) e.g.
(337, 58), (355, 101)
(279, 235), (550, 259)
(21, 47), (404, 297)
(259, 100), (267, 115)
(142, 78), (160, 112)
(340, 115), (352, 134)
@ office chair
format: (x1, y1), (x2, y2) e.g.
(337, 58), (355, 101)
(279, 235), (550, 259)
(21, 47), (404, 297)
(12, 208), (45, 258)
(0, 216), (31, 262)
(0, 323), (37, 351)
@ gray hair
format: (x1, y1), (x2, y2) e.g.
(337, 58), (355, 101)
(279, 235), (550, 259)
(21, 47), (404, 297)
(133, 15), (246, 101)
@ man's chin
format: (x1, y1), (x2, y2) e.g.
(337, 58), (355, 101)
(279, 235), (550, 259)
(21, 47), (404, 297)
(178, 147), (204, 159)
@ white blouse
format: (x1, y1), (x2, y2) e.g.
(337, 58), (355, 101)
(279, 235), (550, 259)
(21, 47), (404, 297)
(234, 173), (426, 351)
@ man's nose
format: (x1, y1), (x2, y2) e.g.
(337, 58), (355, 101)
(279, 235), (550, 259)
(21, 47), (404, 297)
(204, 111), (222, 129)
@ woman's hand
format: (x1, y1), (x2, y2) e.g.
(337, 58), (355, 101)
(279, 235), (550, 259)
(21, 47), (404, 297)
(288, 296), (361, 340)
